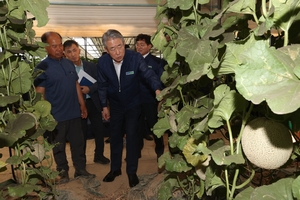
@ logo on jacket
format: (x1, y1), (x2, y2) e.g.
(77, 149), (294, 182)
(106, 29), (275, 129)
(126, 71), (134, 75)
(148, 65), (153, 68)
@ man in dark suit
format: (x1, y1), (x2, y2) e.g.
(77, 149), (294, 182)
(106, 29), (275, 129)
(97, 29), (162, 188)
(63, 40), (110, 165)
(135, 34), (166, 162)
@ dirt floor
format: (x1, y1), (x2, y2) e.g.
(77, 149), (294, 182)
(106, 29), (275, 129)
(0, 135), (168, 200)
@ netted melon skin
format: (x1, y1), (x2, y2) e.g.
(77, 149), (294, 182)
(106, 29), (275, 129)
(241, 117), (293, 169)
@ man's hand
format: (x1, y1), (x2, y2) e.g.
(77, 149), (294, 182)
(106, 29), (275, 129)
(81, 86), (90, 94)
(102, 107), (110, 121)
(80, 104), (88, 119)
(155, 89), (161, 95)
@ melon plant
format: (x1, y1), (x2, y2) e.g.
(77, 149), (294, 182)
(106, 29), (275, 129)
(241, 117), (293, 169)
(23, 143), (46, 162)
(152, 0), (300, 199)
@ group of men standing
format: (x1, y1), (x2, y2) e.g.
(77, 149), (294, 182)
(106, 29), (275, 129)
(34, 29), (166, 188)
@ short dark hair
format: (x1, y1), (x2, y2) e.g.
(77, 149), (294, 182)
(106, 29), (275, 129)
(63, 39), (79, 50)
(41, 31), (62, 43)
(135, 34), (152, 46)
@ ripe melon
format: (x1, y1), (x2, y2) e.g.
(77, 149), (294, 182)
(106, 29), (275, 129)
(241, 117), (293, 169)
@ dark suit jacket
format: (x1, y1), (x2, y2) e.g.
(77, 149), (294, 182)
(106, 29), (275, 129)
(82, 60), (102, 112)
(97, 49), (162, 111)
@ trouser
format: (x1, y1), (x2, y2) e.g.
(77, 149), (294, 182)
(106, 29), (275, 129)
(109, 105), (141, 174)
(138, 103), (164, 157)
(81, 98), (105, 160)
(50, 118), (86, 172)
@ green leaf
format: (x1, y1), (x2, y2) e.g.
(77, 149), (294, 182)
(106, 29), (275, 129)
(157, 177), (179, 200)
(168, 132), (189, 150)
(211, 145), (245, 165)
(227, 0), (256, 15)
(8, 184), (40, 198)
(205, 166), (225, 196)
(0, 96), (20, 107)
(251, 177), (294, 199)
(10, 61), (32, 94)
(292, 176), (300, 200)
(209, 84), (247, 123)
(183, 138), (210, 166)
(39, 115), (57, 131)
(168, 0), (194, 10)
(279, 44), (300, 79)
(153, 116), (172, 138)
(272, 0), (300, 32)
(33, 100), (52, 118)
(234, 186), (255, 200)
(235, 35), (300, 114)
(176, 105), (194, 133)
(21, 0), (50, 27)
(1, 113), (36, 147)
(165, 154), (192, 172)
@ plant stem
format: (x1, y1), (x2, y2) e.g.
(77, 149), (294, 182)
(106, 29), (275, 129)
(236, 103), (253, 154)
(229, 168), (239, 199)
(226, 119), (234, 155)
(225, 168), (231, 199)
(178, 86), (186, 106)
(235, 169), (255, 189)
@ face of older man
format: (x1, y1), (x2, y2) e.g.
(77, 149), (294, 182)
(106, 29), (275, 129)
(45, 32), (63, 60)
(105, 38), (125, 63)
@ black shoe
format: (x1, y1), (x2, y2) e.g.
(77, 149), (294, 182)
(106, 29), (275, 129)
(94, 156), (110, 164)
(144, 135), (153, 141)
(74, 169), (95, 178)
(128, 174), (139, 187)
(105, 137), (110, 143)
(103, 170), (122, 182)
(57, 171), (69, 184)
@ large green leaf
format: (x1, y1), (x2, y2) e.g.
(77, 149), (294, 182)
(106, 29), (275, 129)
(21, 0), (49, 27)
(251, 177), (294, 199)
(10, 61), (32, 94)
(234, 35), (300, 114)
(0, 113), (36, 147)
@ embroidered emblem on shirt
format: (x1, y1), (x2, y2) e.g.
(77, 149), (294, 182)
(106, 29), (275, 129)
(126, 71), (134, 75)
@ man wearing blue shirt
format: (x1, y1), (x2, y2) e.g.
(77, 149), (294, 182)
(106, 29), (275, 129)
(34, 32), (94, 184)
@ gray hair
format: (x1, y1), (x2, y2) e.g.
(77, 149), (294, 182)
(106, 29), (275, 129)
(102, 29), (125, 48)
